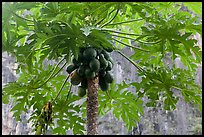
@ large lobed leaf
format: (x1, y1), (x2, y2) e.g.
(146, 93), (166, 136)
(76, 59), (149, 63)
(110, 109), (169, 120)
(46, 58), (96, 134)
(98, 81), (144, 131)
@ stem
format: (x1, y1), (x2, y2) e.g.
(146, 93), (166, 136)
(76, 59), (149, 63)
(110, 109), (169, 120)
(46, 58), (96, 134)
(51, 74), (71, 103)
(101, 28), (143, 36)
(12, 11), (34, 22)
(94, 8), (115, 26)
(116, 50), (145, 72)
(94, 16), (107, 26)
(112, 34), (161, 45)
(107, 18), (143, 26)
(137, 39), (162, 44)
(171, 85), (183, 91)
(111, 34), (136, 41)
(32, 57), (65, 89)
(58, 84), (72, 115)
(151, 79), (163, 84)
(108, 7), (117, 16)
(50, 62), (67, 79)
(87, 76), (99, 135)
(100, 5), (119, 28)
(65, 84), (72, 104)
(112, 38), (150, 52)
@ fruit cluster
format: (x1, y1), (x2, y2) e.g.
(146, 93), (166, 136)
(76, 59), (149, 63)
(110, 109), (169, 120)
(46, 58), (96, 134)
(66, 47), (114, 97)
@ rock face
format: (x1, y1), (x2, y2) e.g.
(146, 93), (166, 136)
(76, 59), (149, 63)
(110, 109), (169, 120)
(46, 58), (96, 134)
(2, 41), (202, 135)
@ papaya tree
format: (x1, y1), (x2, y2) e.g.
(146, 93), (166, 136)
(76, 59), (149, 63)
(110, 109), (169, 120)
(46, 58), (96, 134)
(2, 2), (202, 135)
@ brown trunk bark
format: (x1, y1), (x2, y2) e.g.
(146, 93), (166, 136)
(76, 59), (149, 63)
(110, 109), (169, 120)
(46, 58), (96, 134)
(87, 76), (99, 135)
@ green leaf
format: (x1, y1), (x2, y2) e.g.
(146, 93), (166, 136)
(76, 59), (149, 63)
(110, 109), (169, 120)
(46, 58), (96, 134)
(183, 2), (202, 16)
(164, 90), (179, 110)
(98, 81), (144, 131)
(3, 82), (28, 96)
(191, 45), (202, 63)
(10, 101), (25, 112)
(2, 95), (10, 104)
(15, 2), (38, 10)
(146, 101), (156, 107)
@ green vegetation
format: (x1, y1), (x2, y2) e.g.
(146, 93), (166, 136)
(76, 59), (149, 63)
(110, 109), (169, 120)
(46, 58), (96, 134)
(2, 2), (201, 135)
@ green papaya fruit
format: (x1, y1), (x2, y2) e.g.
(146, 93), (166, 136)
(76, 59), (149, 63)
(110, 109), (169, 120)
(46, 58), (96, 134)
(71, 71), (82, 85)
(105, 48), (113, 52)
(72, 58), (80, 67)
(80, 47), (86, 54)
(77, 65), (86, 77)
(78, 86), (86, 97)
(78, 53), (84, 63)
(81, 78), (88, 88)
(99, 69), (106, 77)
(102, 50), (110, 60)
(96, 48), (102, 56)
(104, 72), (114, 83)
(89, 58), (100, 72)
(82, 59), (89, 66)
(99, 76), (109, 91)
(109, 57), (114, 66)
(85, 67), (96, 79)
(66, 64), (76, 74)
(99, 54), (108, 69)
(83, 48), (97, 60)
(106, 61), (113, 71)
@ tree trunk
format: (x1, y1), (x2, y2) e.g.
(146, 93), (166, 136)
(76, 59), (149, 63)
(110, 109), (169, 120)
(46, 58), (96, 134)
(87, 76), (99, 135)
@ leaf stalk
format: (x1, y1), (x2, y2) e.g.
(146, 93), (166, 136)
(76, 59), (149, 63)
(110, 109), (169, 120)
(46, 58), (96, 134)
(112, 38), (150, 52)
(116, 50), (145, 72)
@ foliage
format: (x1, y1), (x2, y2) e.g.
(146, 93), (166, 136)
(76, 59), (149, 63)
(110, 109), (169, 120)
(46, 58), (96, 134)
(98, 81), (144, 131)
(2, 2), (202, 135)
(131, 65), (202, 110)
